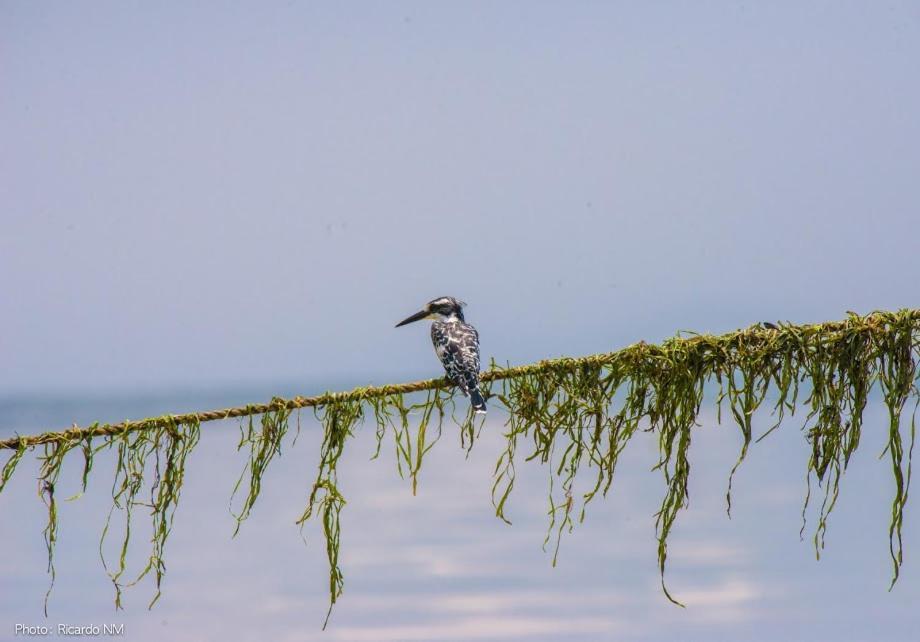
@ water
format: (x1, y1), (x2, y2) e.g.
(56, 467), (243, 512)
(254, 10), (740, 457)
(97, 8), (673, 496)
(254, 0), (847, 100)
(1, 390), (918, 641)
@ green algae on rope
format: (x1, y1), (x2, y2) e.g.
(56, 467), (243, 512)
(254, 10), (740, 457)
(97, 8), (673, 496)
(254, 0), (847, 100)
(0, 308), (918, 620)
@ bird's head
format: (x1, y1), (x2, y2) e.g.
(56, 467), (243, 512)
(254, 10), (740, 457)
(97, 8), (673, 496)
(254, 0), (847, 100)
(395, 296), (466, 327)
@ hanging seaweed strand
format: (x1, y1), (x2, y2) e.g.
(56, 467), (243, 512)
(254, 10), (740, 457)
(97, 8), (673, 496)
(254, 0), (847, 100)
(0, 308), (917, 622)
(98, 416), (200, 609)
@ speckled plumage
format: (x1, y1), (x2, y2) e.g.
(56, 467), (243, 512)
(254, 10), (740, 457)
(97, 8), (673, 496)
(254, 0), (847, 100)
(395, 296), (486, 413)
(431, 319), (485, 412)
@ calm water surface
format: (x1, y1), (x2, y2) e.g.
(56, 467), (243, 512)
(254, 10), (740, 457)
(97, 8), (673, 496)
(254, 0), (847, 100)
(1, 390), (917, 641)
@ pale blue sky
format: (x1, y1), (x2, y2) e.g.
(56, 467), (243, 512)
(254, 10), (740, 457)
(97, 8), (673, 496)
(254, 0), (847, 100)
(2, 3), (920, 641)
(3, 2), (919, 395)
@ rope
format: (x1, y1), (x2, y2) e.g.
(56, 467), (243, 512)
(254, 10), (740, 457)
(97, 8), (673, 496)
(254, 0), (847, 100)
(2, 309), (917, 451)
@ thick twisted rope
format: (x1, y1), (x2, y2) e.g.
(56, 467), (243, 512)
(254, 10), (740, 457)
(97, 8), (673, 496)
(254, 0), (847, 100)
(3, 309), (918, 451)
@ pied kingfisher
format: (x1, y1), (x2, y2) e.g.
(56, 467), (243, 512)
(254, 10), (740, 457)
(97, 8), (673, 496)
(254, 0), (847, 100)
(395, 296), (486, 414)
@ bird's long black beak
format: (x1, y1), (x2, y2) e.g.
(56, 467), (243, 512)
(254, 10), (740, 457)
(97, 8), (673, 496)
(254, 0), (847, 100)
(395, 309), (429, 328)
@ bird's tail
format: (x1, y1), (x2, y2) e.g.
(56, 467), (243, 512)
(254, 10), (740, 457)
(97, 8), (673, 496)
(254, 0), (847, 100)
(469, 387), (487, 414)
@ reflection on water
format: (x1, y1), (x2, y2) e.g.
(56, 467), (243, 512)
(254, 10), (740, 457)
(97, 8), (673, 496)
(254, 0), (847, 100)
(1, 393), (918, 641)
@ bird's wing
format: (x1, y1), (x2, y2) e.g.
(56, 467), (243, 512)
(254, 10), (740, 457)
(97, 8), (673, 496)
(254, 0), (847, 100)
(431, 322), (481, 392)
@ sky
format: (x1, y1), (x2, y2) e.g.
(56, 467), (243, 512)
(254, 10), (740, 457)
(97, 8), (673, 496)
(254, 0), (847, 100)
(2, 2), (919, 395)
(2, 2), (920, 641)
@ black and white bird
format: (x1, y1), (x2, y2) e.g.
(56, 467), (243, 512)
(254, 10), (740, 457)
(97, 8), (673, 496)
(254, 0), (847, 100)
(395, 296), (486, 414)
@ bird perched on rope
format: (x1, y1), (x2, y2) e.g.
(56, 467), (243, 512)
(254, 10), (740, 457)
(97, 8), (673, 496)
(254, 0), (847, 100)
(395, 296), (486, 414)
